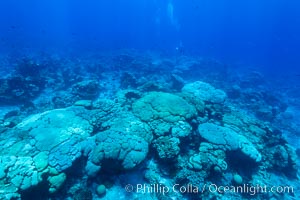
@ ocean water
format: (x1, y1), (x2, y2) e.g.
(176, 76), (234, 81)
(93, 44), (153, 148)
(0, 1), (299, 200)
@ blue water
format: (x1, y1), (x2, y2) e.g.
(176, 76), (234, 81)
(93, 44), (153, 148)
(1, 0), (300, 72)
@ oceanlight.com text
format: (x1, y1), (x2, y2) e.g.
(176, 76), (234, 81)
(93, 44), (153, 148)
(124, 183), (294, 196)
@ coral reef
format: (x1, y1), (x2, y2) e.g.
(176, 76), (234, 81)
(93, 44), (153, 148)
(0, 52), (299, 200)
(0, 76), (45, 105)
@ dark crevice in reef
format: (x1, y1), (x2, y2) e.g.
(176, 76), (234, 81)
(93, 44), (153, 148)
(100, 159), (124, 175)
(226, 151), (260, 178)
(50, 156), (90, 200)
(20, 179), (49, 200)
(64, 156), (87, 178)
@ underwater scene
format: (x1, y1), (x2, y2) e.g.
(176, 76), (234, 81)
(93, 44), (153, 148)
(0, 0), (300, 199)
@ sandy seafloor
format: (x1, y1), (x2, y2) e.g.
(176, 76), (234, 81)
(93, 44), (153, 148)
(0, 50), (299, 200)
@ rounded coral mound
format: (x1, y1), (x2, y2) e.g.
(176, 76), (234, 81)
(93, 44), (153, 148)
(0, 107), (94, 197)
(198, 123), (262, 162)
(132, 92), (196, 122)
(182, 81), (227, 104)
(132, 92), (196, 136)
(88, 130), (149, 173)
